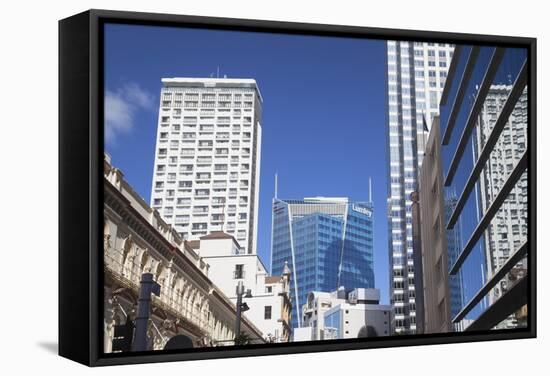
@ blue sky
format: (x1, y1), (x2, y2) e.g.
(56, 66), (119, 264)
(104, 23), (390, 303)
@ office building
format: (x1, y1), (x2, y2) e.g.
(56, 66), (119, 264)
(409, 191), (425, 333)
(417, 117), (452, 334)
(188, 232), (292, 343)
(438, 45), (529, 330)
(299, 287), (392, 340)
(150, 77), (263, 254)
(271, 197), (374, 330)
(386, 41), (455, 334)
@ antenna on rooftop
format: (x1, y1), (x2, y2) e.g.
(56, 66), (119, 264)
(217, 66), (220, 78)
(274, 172), (278, 199)
(369, 177), (372, 203)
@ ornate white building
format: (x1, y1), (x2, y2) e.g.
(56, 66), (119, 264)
(103, 154), (265, 353)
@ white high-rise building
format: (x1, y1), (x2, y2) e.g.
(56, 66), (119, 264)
(150, 77), (263, 254)
(475, 84), (528, 311)
(386, 41), (454, 334)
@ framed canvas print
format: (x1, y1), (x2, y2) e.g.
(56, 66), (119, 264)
(58, 9), (536, 366)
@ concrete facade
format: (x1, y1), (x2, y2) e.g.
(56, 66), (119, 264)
(150, 77), (263, 254)
(418, 117), (452, 334)
(300, 287), (392, 341)
(190, 233), (292, 342)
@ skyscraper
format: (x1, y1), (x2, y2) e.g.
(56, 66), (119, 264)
(475, 84), (528, 327)
(439, 45), (528, 331)
(271, 197), (374, 330)
(386, 41), (454, 334)
(150, 77), (263, 254)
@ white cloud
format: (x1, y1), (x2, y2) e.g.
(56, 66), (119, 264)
(104, 83), (155, 145)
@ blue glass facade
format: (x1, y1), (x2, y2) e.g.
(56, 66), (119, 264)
(444, 193), (465, 327)
(439, 45), (529, 329)
(271, 198), (374, 329)
(324, 310), (342, 339)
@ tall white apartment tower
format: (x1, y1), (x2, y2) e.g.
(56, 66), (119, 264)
(386, 41), (454, 334)
(150, 77), (263, 254)
(476, 84), (528, 313)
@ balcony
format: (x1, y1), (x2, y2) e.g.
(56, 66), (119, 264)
(180, 150), (195, 157)
(103, 246), (211, 337)
(196, 158), (213, 164)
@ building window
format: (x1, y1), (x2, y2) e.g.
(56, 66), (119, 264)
(266, 286), (273, 293)
(264, 306), (272, 320)
(234, 264), (244, 279)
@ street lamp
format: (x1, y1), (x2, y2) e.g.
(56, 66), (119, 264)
(234, 281), (252, 344)
(132, 273), (161, 351)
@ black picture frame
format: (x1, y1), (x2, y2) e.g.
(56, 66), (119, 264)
(59, 8), (537, 367)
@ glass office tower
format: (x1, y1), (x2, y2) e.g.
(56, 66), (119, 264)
(439, 45), (529, 330)
(271, 197), (374, 329)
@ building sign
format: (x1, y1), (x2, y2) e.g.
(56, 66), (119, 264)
(351, 204), (372, 217)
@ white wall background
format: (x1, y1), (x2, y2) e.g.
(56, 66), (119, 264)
(0, 0), (547, 374)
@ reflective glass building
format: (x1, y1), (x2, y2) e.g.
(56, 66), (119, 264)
(444, 193), (465, 330)
(271, 197), (374, 329)
(439, 44), (529, 330)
